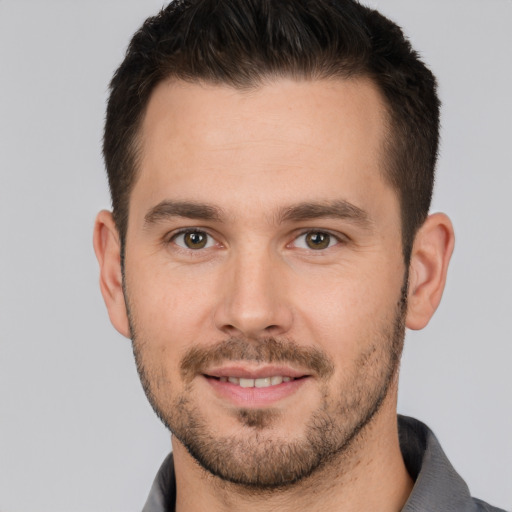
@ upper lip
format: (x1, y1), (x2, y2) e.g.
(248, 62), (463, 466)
(204, 364), (310, 379)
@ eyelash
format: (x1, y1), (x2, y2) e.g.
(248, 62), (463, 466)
(290, 230), (343, 251)
(165, 228), (345, 253)
(168, 229), (218, 251)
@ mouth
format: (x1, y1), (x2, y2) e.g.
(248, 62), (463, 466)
(215, 375), (296, 388)
(205, 375), (307, 388)
(202, 366), (311, 407)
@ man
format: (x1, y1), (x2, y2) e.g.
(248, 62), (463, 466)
(93, 0), (505, 510)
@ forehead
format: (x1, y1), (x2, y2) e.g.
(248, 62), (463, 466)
(133, 77), (395, 219)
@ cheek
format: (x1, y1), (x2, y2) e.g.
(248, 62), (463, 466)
(126, 259), (219, 346)
(293, 265), (402, 357)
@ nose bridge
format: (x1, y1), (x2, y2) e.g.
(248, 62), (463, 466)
(214, 240), (292, 338)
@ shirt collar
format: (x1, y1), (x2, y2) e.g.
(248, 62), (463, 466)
(398, 415), (475, 511)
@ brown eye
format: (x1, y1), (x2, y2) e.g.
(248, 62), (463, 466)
(305, 232), (331, 250)
(173, 230), (213, 250)
(184, 231), (207, 249)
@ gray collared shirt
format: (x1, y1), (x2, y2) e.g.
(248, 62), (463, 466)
(142, 415), (506, 511)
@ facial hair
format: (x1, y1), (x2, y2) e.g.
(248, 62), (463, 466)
(127, 277), (408, 490)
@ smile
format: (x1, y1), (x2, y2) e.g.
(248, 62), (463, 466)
(201, 364), (311, 406)
(218, 376), (294, 388)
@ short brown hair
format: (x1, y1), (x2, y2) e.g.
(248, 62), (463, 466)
(104, 0), (440, 262)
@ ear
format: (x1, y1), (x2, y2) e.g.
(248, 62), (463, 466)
(406, 213), (455, 330)
(93, 210), (131, 338)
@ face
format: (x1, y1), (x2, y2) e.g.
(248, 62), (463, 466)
(123, 78), (407, 487)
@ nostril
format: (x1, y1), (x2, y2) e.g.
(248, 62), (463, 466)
(220, 324), (242, 336)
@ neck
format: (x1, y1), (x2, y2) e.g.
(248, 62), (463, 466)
(173, 392), (412, 512)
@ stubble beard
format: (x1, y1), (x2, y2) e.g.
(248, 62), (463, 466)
(127, 279), (408, 490)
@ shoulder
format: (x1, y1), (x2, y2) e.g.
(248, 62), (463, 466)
(473, 498), (509, 512)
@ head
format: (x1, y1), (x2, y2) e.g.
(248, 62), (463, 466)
(95, 0), (454, 492)
(103, 0), (440, 263)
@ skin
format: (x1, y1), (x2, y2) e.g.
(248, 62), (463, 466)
(94, 77), (454, 512)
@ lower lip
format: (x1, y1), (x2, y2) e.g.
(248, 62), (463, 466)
(204, 376), (309, 407)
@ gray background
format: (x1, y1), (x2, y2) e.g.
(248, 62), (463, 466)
(0, 1), (510, 510)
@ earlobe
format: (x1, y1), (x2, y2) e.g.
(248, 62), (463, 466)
(93, 210), (131, 338)
(406, 213), (455, 330)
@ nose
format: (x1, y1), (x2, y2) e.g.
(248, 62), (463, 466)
(214, 246), (293, 339)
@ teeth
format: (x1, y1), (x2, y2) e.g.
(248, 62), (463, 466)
(255, 377), (271, 388)
(219, 376), (293, 388)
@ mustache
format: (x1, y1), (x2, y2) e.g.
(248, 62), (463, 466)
(180, 337), (335, 383)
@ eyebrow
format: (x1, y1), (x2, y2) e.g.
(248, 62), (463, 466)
(143, 199), (372, 229)
(144, 200), (224, 226)
(277, 200), (372, 227)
